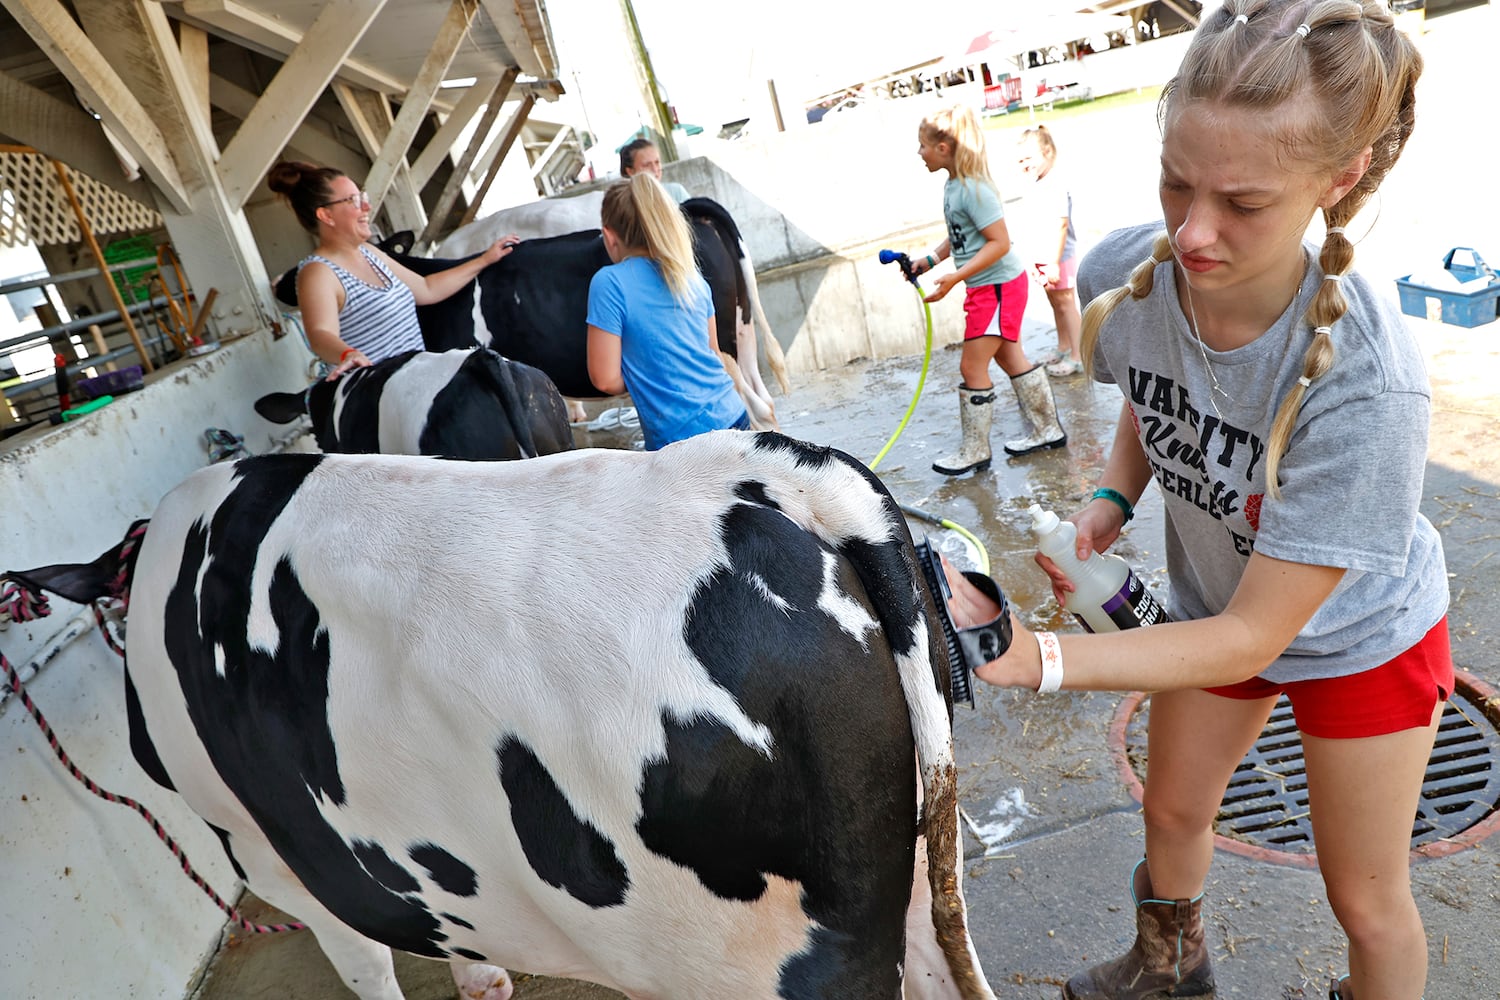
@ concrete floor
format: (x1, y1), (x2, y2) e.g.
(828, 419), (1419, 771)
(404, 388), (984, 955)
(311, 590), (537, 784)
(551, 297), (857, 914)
(191, 6), (1500, 997)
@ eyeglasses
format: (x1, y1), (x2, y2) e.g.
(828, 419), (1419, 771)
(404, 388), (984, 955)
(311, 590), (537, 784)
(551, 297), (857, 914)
(322, 190), (370, 209)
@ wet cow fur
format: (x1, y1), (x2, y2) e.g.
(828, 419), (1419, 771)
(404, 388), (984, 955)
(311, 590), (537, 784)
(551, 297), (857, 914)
(253, 348), (573, 461)
(18, 432), (995, 1000)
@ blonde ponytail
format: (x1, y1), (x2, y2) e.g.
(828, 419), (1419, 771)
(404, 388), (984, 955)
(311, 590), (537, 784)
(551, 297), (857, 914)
(600, 174), (699, 301)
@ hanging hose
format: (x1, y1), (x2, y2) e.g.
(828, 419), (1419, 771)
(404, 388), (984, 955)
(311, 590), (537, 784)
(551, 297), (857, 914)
(867, 252), (934, 472)
(868, 250), (992, 576)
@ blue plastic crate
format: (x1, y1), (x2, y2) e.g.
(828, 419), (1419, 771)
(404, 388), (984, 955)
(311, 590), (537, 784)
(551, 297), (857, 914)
(1395, 247), (1500, 328)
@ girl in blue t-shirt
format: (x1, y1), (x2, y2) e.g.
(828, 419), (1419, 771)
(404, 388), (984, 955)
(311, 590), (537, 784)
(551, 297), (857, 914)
(586, 174), (749, 451)
(909, 105), (1067, 474)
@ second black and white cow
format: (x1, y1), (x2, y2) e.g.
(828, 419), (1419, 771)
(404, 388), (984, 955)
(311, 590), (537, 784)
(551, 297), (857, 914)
(20, 431), (995, 1000)
(253, 348), (574, 461)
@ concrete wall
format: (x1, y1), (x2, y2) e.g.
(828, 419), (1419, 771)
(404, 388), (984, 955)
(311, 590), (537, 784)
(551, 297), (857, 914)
(0, 327), (316, 999)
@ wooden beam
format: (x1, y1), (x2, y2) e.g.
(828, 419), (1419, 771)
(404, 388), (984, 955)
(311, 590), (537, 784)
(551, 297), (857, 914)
(209, 74), (366, 177)
(177, 21), (212, 128)
(0, 70), (153, 203)
(333, 82), (426, 234)
(218, 0), (387, 208)
(3, 0), (191, 212)
(408, 76), (499, 190)
(415, 69), (515, 249)
(364, 0), (478, 211)
(478, 0), (546, 78)
(458, 92), (533, 230)
(179, 0), (409, 97)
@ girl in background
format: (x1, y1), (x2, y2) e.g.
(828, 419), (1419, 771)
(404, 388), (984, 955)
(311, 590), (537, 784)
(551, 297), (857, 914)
(586, 174), (748, 450)
(1017, 125), (1085, 377)
(910, 105), (1066, 475)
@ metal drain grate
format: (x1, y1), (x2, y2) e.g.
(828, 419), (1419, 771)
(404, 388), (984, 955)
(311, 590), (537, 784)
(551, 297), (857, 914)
(1124, 680), (1500, 855)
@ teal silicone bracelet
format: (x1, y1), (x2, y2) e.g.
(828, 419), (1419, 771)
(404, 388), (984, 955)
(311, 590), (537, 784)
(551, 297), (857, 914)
(1092, 487), (1134, 523)
(925, 254), (937, 270)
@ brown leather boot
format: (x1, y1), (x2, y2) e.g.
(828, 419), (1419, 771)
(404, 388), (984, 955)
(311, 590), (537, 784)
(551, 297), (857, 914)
(1062, 859), (1215, 999)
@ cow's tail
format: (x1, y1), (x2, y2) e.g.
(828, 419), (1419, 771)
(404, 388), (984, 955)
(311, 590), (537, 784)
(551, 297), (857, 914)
(468, 348), (541, 459)
(681, 198), (790, 396)
(738, 248), (790, 396)
(4, 520), (149, 612)
(745, 434), (992, 998)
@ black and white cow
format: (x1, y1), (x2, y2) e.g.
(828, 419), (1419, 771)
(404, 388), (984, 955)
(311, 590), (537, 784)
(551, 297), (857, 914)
(21, 431), (994, 1000)
(441, 194), (790, 410)
(273, 198), (786, 429)
(252, 348), (574, 461)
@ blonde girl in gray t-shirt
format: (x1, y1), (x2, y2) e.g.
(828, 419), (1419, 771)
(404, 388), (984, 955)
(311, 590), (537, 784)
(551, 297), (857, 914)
(943, 4), (1446, 998)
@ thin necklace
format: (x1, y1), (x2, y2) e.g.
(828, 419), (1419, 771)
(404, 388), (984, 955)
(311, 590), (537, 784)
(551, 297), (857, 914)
(1182, 282), (1231, 418)
(1181, 274), (1303, 420)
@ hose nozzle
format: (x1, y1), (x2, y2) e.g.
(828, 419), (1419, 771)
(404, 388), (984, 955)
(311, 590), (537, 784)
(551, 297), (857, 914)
(879, 248), (917, 284)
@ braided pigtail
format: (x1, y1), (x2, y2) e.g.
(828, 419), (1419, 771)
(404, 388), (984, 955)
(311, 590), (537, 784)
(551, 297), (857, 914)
(1080, 233), (1174, 380)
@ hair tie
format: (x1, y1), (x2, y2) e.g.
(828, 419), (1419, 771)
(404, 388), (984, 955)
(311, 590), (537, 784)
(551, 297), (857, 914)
(1232, 13), (1249, 25)
(1297, 376), (1312, 388)
(1323, 274), (1343, 283)
(1296, 22), (1311, 37)
(1313, 325), (1332, 336)
(1327, 226), (1347, 236)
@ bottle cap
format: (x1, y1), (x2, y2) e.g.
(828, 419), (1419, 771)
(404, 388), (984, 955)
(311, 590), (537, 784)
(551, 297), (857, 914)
(1029, 504), (1060, 535)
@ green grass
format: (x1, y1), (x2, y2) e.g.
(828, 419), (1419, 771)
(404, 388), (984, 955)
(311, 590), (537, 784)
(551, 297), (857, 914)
(982, 85), (1163, 136)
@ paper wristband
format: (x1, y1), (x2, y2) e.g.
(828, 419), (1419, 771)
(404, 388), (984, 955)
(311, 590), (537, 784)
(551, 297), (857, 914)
(1035, 631), (1064, 693)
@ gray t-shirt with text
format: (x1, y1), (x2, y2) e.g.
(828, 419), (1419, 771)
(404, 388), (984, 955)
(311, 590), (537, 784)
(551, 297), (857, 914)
(1079, 223), (1448, 682)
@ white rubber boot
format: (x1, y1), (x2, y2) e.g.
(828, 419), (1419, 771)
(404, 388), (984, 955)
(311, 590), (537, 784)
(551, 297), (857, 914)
(1003, 365), (1067, 456)
(932, 385), (995, 476)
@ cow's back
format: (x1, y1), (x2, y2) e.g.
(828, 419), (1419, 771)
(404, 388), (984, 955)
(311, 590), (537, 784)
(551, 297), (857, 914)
(125, 434), (944, 997)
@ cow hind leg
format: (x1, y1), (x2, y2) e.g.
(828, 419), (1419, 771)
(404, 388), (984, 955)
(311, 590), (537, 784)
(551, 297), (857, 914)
(450, 960), (514, 1000)
(228, 836), (407, 1000)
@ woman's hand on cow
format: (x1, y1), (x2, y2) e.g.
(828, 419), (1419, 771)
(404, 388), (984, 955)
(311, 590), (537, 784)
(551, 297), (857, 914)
(482, 234), (522, 265)
(325, 348), (371, 381)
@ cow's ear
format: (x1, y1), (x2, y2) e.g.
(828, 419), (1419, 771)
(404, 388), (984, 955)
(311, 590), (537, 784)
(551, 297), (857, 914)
(254, 391), (309, 424)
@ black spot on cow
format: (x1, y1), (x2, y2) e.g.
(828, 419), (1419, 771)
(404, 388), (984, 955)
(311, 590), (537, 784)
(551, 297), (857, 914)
(733, 480), (778, 510)
(353, 840), (422, 894)
(124, 665), (175, 792)
(451, 947), (488, 962)
(158, 455), (448, 957)
(409, 843), (478, 897)
(496, 736), (629, 908)
(443, 912), (475, 930)
(206, 822), (247, 881)
(633, 496), (917, 997)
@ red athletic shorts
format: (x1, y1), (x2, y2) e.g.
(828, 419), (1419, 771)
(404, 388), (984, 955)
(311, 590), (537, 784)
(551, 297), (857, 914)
(1202, 617), (1453, 739)
(963, 271), (1029, 342)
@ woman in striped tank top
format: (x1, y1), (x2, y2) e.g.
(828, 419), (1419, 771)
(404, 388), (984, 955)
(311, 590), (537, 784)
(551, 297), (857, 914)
(269, 161), (519, 380)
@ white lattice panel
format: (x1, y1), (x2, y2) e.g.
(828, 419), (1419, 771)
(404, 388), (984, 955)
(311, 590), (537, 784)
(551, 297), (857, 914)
(0, 152), (162, 248)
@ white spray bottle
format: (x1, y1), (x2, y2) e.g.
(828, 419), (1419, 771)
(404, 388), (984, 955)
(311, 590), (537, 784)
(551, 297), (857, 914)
(1029, 504), (1170, 633)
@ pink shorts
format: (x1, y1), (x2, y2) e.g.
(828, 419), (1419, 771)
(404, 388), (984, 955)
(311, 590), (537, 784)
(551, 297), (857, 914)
(1202, 617), (1453, 739)
(1033, 256), (1079, 290)
(963, 271), (1029, 342)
